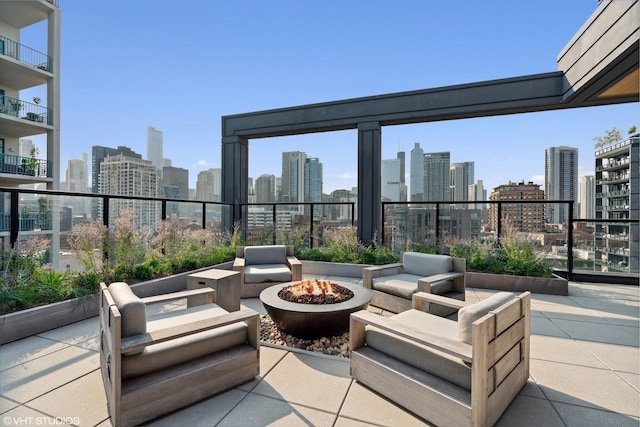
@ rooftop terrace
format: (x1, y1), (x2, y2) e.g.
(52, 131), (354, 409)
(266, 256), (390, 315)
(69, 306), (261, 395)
(0, 273), (637, 426)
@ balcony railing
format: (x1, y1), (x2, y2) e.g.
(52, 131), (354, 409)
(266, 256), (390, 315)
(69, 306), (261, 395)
(0, 95), (52, 125)
(0, 187), (637, 284)
(0, 153), (51, 178)
(0, 35), (52, 72)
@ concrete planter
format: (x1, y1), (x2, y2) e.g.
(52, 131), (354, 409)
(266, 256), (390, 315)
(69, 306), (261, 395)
(466, 271), (568, 296)
(0, 261), (234, 345)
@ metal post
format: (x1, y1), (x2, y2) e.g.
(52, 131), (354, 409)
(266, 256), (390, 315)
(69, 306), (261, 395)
(10, 190), (19, 247)
(567, 201), (574, 281)
(310, 203), (314, 249)
(272, 204), (277, 245)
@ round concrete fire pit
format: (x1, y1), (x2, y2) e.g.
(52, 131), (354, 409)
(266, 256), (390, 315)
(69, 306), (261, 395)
(259, 281), (372, 339)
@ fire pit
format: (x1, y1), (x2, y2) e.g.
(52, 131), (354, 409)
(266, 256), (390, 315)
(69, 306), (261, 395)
(260, 280), (372, 339)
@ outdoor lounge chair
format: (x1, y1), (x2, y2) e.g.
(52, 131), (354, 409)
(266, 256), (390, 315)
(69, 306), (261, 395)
(350, 291), (531, 427)
(233, 245), (302, 298)
(363, 252), (466, 316)
(99, 282), (260, 427)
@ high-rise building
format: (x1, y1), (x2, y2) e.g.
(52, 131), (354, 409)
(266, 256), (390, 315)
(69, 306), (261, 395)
(0, 1), (60, 192)
(195, 168), (221, 202)
(255, 174), (276, 203)
(468, 179), (486, 210)
(281, 151), (307, 205)
(147, 126), (164, 179)
(381, 155), (407, 202)
(450, 161), (475, 204)
(98, 155), (159, 229)
(162, 166), (188, 199)
(423, 152), (450, 202)
(545, 146), (578, 225)
(92, 146), (142, 194)
(0, 1), (61, 268)
(579, 175), (595, 219)
(410, 143), (424, 201)
(489, 181), (545, 232)
(595, 135), (638, 273)
(304, 157), (323, 203)
(66, 158), (90, 218)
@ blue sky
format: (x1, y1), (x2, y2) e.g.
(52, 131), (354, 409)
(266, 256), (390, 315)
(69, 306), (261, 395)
(23, 0), (638, 193)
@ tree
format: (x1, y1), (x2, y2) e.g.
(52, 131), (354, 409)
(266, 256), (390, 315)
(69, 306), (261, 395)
(593, 128), (622, 148)
(628, 125), (637, 135)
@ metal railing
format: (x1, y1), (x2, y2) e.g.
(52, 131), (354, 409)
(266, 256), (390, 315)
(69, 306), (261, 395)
(0, 153), (51, 178)
(1, 187), (636, 284)
(0, 95), (52, 125)
(0, 35), (52, 72)
(239, 201), (356, 248)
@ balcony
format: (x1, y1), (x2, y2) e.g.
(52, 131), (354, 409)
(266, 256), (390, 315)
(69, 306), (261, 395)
(0, 153), (52, 179)
(0, 95), (52, 137)
(0, 35), (52, 90)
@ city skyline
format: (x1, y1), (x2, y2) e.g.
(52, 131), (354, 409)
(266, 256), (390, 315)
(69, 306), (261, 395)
(19, 1), (637, 193)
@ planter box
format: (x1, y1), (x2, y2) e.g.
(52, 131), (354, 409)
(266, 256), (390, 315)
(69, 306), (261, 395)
(301, 260), (371, 278)
(0, 294), (99, 345)
(466, 271), (568, 296)
(0, 261), (234, 345)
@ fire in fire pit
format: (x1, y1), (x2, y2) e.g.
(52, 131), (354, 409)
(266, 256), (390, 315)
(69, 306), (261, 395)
(278, 279), (354, 304)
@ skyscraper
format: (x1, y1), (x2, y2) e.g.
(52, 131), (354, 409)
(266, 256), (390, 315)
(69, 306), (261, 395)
(381, 155), (407, 202)
(450, 161), (475, 204)
(545, 146), (578, 225)
(423, 152), (450, 202)
(255, 174), (276, 203)
(98, 155), (159, 229)
(489, 181), (545, 232)
(304, 157), (323, 203)
(281, 151), (307, 204)
(147, 126), (164, 179)
(579, 175), (595, 219)
(468, 179), (486, 210)
(92, 145), (142, 194)
(410, 143), (424, 201)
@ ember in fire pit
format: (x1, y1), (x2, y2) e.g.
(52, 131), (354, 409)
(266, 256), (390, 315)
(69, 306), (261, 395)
(278, 279), (354, 304)
(260, 281), (372, 339)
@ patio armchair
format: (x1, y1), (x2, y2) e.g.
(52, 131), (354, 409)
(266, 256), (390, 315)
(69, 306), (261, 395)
(350, 291), (531, 427)
(233, 245), (302, 298)
(363, 252), (466, 315)
(99, 282), (260, 427)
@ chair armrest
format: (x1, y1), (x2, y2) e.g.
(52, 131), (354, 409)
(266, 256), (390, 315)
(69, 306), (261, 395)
(121, 308), (260, 355)
(350, 310), (472, 362)
(362, 263), (404, 289)
(287, 256), (302, 281)
(233, 257), (245, 271)
(140, 288), (215, 305)
(417, 272), (466, 292)
(412, 292), (468, 311)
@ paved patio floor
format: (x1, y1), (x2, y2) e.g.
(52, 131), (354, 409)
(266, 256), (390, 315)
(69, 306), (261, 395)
(0, 276), (638, 426)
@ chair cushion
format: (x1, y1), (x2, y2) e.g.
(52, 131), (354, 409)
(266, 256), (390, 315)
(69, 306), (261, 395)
(122, 304), (248, 380)
(244, 264), (292, 283)
(366, 309), (471, 390)
(244, 245), (287, 265)
(108, 282), (146, 338)
(403, 252), (452, 277)
(372, 273), (420, 299)
(458, 292), (515, 344)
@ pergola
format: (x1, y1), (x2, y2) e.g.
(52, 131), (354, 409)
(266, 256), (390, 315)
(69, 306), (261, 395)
(221, 1), (639, 243)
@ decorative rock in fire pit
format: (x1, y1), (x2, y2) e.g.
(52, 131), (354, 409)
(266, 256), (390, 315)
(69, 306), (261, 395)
(260, 280), (372, 339)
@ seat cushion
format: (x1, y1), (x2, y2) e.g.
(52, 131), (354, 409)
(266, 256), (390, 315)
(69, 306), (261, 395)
(366, 309), (471, 390)
(122, 304), (248, 380)
(244, 245), (287, 265)
(244, 264), (292, 283)
(108, 282), (146, 338)
(372, 273), (420, 299)
(458, 292), (515, 344)
(403, 252), (452, 277)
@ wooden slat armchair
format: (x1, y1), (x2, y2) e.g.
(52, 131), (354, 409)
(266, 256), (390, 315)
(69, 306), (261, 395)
(350, 291), (531, 427)
(99, 282), (260, 427)
(233, 245), (302, 298)
(363, 252), (466, 315)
